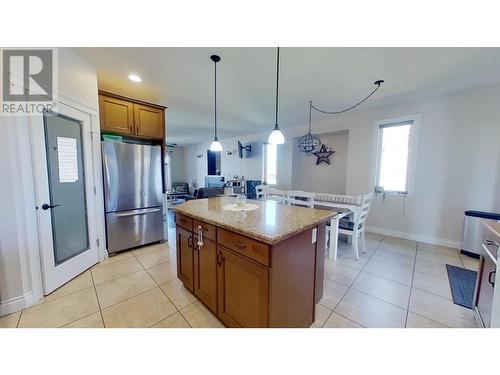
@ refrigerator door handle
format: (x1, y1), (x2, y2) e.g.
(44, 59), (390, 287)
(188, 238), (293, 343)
(113, 208), (162, 218)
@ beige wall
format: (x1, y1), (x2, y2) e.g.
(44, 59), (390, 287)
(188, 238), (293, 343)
(181, 83), (500, 247)
(292, 130), (348, 194)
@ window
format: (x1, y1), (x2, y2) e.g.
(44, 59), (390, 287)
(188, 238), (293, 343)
(375, 119), (416, 195)
(262, 142), (277, 185)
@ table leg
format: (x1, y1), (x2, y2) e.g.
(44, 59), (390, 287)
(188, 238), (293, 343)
(329, 216), (339, 260)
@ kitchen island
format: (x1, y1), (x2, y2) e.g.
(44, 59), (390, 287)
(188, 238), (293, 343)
(174, 197), (335, 328)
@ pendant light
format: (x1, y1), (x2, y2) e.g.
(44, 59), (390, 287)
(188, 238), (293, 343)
(268, 47), (285, 144)
(298, 101), (321, 155)
(209, 54), (223, 152)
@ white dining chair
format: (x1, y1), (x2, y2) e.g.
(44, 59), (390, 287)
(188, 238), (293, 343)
(336, 192), (374, 260)
(286, 190), (315, 208)
(255, 184), (268, 199)
(263, 187), (286, 204)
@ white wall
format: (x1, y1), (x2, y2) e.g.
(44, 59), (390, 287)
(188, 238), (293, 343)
(181, 84), (500, 247)
(0, 48), (100, 316)
(292, 130), (349, 194)
(170, 146), (186, 184)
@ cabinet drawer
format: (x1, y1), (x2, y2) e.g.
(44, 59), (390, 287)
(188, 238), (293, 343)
(176, 213), (193, 231)
(218, 228), (269, 266)
(193, 220), (216, 242)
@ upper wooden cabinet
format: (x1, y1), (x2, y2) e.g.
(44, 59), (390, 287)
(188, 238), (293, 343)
(134, 103), (164, 138)
(99, 91), (166, 140)
(99, 95), (134, 135)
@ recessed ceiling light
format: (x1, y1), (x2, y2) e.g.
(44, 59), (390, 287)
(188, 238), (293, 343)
(128, 74), (141, 82)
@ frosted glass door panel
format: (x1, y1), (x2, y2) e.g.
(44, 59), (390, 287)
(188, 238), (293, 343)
(44, 113), (89, 265)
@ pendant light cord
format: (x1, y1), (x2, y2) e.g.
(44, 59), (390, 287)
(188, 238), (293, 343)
(311, 80), (384, 115)
(275, 47), (280, 127)
(214, 58), (218, 138)
(308, 100), (312, 132)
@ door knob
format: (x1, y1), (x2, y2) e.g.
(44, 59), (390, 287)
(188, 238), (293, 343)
(41, 203), (60, 210)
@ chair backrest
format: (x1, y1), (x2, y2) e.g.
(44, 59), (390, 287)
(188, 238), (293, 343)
(172, 182), (189, 192)
(314, 192), (361, 206)
(357, 192), (374, 228)
(286, 190), (315, 208)
(255, 184), (268, 199)
(263, 187), (286, 203)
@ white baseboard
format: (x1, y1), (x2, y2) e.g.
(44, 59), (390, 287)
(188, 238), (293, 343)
(365, 225), (462, 249)
(0, 291), (35, 317)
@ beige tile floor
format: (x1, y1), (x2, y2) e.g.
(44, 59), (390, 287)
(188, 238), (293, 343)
(0, 232), (480, 328)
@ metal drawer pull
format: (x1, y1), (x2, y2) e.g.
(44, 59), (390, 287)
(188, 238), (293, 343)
(484, 239), (499, 247)
(489, 270), (496, 287)
(233, 240), (247, 249)
(114, 208), (161, 217)
(197, 225), (204, 248)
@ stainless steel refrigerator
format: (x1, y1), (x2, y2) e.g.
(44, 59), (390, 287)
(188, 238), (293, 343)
(102, 141), (164, 253)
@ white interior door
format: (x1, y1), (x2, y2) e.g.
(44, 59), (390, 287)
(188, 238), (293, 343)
(31, 102), (99, 295)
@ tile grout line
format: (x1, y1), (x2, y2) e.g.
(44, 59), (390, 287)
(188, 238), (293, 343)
(322, 236), (384, 328)
(82, 268), (159, 314)
(15, 244), (177, 329)
(16, 309), (23, 328)
(409, 311), (450, 328)
(46, 265), (152, 307)
(411, 286), (453, 302)
(60, 310), (102, 328)
(362, 269), (412, 287)
(89, 268), (106, 328)
(330, 310), (367, 328)
(404, 240), (419, 328)
(132, 249), (194, 328)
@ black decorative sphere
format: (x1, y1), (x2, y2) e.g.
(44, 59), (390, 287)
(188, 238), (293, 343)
(298, 132), (321, 155)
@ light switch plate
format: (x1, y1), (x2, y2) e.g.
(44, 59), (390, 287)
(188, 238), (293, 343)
(312, 228), (317, 244)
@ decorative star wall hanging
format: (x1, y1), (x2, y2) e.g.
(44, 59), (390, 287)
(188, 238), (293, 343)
(313, 144), (335, 165)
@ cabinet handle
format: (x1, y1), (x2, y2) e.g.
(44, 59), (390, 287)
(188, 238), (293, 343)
(233, 240), (247, 249)
(217, 252), (223, 266)
(489, 270), (496, 287)
(188, 235), (192, 248)
(197, 225), (204, 248)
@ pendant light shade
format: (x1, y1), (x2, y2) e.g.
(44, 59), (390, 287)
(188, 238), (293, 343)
(209, 138), (223, 151)
(268, 125), (285, 144)
(268, 47), (285, 144)
(210, 54), (223, 151)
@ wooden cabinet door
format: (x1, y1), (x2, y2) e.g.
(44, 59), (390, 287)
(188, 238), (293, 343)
(217, 247), (269, 327)
(99, 95), (134, 134)
(134, 103), (164, 138)
(176, 227), (194, 291)
(194, 237), (217, 314)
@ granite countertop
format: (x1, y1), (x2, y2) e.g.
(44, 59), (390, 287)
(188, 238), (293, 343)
(484, 221), (500, 238)
(174, 197), (335, 245)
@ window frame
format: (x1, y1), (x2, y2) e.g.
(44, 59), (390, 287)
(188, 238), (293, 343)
(262, 142), (278, 185)
(373, 115), (420, 196)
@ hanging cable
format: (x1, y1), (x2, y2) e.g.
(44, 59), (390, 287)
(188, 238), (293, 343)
(311, 80), (384, 115)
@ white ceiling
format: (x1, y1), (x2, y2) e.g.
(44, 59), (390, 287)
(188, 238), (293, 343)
(75, 47), (500, 145)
